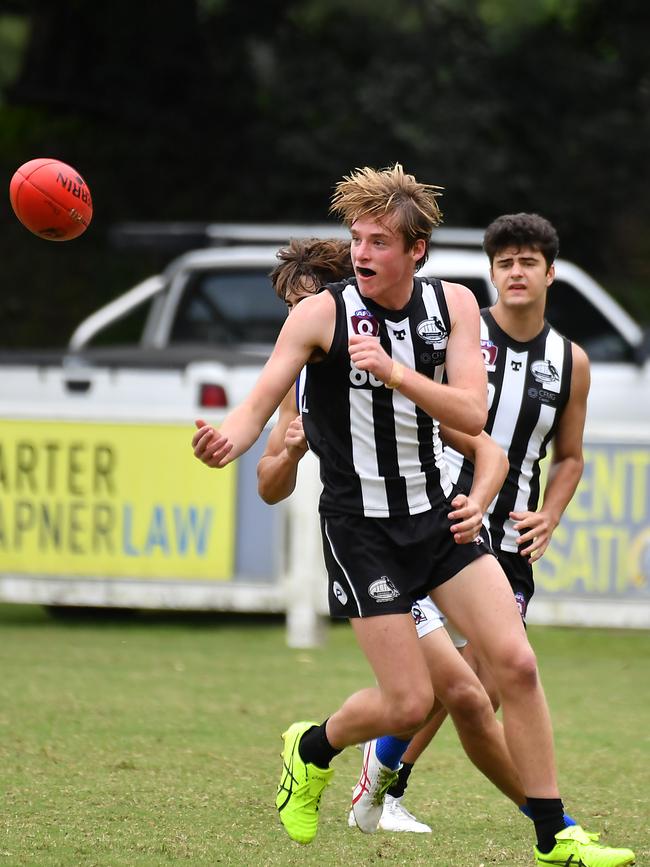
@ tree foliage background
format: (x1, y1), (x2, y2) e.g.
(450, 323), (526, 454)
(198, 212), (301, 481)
(0, 0), (648, 346)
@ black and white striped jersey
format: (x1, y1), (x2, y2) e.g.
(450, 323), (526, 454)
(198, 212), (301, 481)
(302, 277), (454, 518)
(445, 309), (573, 553)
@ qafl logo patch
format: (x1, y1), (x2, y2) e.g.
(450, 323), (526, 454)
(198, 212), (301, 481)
(416, 316), (448, 346)
(481, 338), (498, 367)
(351, 309), (380, 337)
(368, 576), (400, 603)
(530, 359), (560, 384)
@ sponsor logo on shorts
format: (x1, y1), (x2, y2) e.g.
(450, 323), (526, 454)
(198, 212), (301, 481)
(474, 535), (485, 545)
(332, 581), (348, 606)
(416, 316), (448, 346)
(411, 602), (427, 625)
(368, 576), (400, 603)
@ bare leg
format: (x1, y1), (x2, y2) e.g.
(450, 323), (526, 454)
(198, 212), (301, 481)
(463, 642), (501, 710)
(402, 627), (525, 805)
(326, 613), (435, 749)
(432, 556), (559, 798)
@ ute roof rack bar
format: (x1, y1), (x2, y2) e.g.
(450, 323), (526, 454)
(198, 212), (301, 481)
(204, 223), (485, 248)
(109, 222), (485, 250)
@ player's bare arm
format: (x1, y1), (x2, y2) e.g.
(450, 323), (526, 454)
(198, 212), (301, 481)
(512, 343), (590, 562)
(193, 292), (334, 469)
(441, 427), (509, 544)
(348, 283), (487, 436)
(257, 387), (307, 504)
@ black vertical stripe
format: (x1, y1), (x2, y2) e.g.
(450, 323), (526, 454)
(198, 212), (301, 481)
(373, 321), (408, 513)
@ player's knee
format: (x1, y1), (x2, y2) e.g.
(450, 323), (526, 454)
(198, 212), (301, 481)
(389, 686), (435, 733)
(500, 643), (539, 694)
(443, 677), (491, 723)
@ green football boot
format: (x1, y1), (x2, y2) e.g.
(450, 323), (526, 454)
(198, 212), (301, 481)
(276, 721), (334, 844)
(534, 825), (635, 866)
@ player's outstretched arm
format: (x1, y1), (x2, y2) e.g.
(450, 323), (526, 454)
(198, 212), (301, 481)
(441, 427), (509, 543)
(511, 343), (590, 562)
(257, 387), (308, 504)
(192, 291), (333, 469)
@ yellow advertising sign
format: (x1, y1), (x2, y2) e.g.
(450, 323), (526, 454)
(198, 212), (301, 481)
(536, 443), (650, 597)
(0, 420), (236, 579)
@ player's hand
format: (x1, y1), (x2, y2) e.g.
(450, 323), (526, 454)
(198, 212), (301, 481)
(510, 509), (556, 562)
(448, 493), (484, 544)
(348, 334), (392, 382)
(192, 418), (233, 468)
(284, 416), (308, 461)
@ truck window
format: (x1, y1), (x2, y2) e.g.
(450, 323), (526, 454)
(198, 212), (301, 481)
(545, 279), (634, 362)
(170, 270), (286, 344)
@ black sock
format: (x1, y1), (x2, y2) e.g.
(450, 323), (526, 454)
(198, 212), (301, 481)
(387, 761), (414, 798)
(298, 720), (342, 769)
(526, 797), (565, 853)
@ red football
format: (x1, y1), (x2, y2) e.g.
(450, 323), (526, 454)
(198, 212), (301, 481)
(9, 158), (93, 241)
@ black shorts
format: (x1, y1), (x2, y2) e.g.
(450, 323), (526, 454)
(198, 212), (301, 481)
(496, 550), (534, 623)
(321, 507), (494, 619)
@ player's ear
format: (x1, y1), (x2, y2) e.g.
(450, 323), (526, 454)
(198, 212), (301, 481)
(412, 237), (426, 263)
(546, 263), (555, 286)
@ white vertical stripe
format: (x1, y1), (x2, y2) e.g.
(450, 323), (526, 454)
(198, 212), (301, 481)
(342, 286), (388, 514)
(349, 388), (389, 514)
(490, 347), (529, 446)
(542, 330), (565, 395)
(385, 316), (430, 511)
(490, 347), (528, 550)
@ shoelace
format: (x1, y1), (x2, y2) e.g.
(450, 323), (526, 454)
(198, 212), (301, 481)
(372, 768), (399, 807)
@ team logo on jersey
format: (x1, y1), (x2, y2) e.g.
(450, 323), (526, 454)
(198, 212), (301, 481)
(332, 581), (348, 606)
(480, 339), (498, 366)
(416, 316), (447, 346)
(351, 309), (380, 336)
(511, 360), (523, 371)
(368, 576), (400, 603)
(411, 602), (427, 625)
(530, 359), (560, 384)
(393, 328), (406, 341)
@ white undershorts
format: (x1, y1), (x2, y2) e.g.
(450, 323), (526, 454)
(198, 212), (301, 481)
(410, 595), (468, 649)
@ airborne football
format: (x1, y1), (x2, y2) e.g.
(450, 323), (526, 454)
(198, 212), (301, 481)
(9, 157), (93, 241)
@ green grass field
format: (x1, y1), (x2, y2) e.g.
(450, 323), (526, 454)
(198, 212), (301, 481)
(0, 604), (647, 866)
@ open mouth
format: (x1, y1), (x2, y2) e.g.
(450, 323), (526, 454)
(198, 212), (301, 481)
(356, 267), (376, 278)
